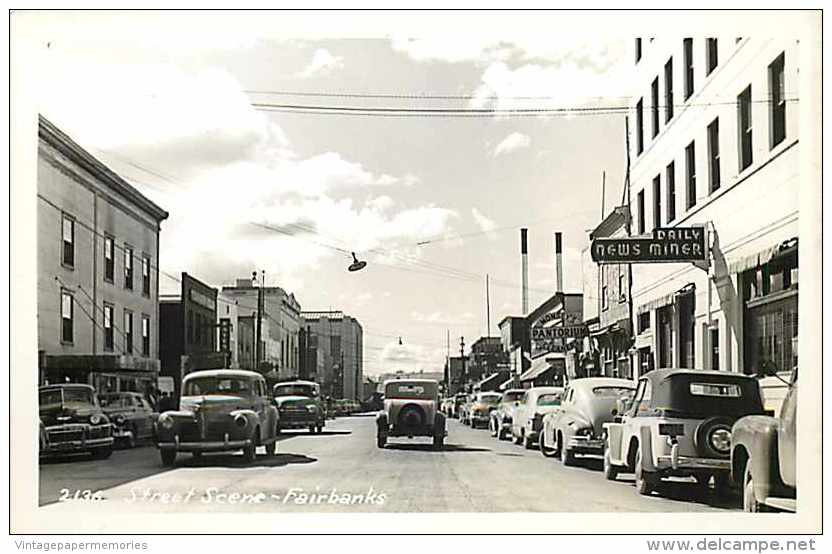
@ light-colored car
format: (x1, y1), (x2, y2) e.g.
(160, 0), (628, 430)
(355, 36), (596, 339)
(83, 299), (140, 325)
(458, 393), (476, 425)
(604, 368), (765, 497)
(468, 392), (502, 429)
(376, 379), (446, 449)
(510, 387), (564, 449)
(540, 378), (636, 464)
(489, 389), (525, 440)
(99, 392), (158, 448)
(731, 367), (797, 512)
(156, 369), (279, 467)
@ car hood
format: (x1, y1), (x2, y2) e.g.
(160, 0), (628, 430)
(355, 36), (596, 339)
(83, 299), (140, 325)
(40, 402), (100, 426)
(178, 395), (253, 415)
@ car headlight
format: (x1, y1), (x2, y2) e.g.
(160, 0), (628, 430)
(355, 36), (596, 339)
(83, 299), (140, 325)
(114, 414), (126, 425)
(709, 428), (731, 454)
(306, 405), (318, 412)
(90, 414), (103, 425)
(158, 414), (175, 430)
(234, 414), (248, 428)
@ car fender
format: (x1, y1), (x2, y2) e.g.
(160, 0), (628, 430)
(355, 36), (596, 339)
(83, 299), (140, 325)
(603, 421), (625, 464)
(229, 409), (260, 434)
(638, 425), (657, 471)
(732, 415), (780, 500)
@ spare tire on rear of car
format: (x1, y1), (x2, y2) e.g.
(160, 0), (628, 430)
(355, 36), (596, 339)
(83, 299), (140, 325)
(397, 404), (426, 429)
(694, 416), (734, 459)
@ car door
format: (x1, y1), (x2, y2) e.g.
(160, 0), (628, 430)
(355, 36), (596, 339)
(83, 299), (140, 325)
(253, 379), (270, 440)
(557, 386), (574, 443)
(779, 369), (797, 488)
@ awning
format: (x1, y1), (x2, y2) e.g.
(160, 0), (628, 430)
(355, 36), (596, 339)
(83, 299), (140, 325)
(475, 372), (503, 390)
(636, 283), (695, 315)
(633, 332), (653, 349)
(727, 238), (798, 274)
(519, 354), (564, 382)
(497, 378), (515, 391)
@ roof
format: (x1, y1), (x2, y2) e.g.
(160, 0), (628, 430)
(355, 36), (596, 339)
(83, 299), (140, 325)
(182, 369), (264, 380)
(39, 115), (169, 222)
(643, 368), (758, 383)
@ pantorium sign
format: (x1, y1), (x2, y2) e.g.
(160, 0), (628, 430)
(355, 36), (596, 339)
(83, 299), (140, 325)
(591, 226), (707, 264)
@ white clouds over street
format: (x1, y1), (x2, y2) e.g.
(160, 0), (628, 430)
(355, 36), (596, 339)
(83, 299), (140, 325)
(492, 132), (531, 157)
(297, 48), (344, 78)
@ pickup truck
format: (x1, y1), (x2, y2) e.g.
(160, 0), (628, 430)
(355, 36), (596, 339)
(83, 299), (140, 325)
(730, 367), (797, 512)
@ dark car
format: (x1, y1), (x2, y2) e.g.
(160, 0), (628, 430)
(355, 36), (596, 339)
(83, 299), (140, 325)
(156, 369), (279, 467)
(273, 380), (325, 433)
(604, 369), (765, 497)
(39, 384), (114, 459)
(99, 392), (157, 448)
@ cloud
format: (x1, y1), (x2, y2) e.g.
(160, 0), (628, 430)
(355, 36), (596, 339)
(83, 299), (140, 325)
(492, 132), (531, 157)
(471, 208), (498, 240)
(297, 48), (344, 78)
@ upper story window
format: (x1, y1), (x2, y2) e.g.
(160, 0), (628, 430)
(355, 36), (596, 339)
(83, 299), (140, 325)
(103, 303), (114, 351)
(651, 77), (660, 138)
(685, 140), (697, 209)
(142, 315), (151, 356)
(61, 290), (74, 343)
(142, 256), (151, 296)
(706, 38), (718, 75)
(664, 57), (674, 122)
(124, 246), (134, 290)
(707, 118), (721, 193)
(666, 161), (676, 223)
(61, 214), (75, 268)
(124, 310), (133, 354)
(601, 266), (609, 311)
(652, 174), (662, 230)
(637, 189), (646, 235)
(683, 38), (694, 100)
(635, 99), (644, 155)
(769, 52), (786, 148)
(104, 236), (114, 282)
(738, 85), (754, 171)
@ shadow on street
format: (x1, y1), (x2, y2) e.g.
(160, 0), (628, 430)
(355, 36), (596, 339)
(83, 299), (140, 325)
(176, 451), (317, 468)
(383, 443), (490, 453)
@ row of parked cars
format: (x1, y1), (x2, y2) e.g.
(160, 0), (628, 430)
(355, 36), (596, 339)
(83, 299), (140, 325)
(39, 371), (362, 467)
(444, 365), (797, 512)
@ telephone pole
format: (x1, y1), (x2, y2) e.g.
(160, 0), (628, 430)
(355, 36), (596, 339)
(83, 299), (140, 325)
(459, 336), (466, 390)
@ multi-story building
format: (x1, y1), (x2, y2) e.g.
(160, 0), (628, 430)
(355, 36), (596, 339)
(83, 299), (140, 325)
(627, 37), (801, 411)
(37, 116), (168, 393)
(521, 292), (583, 387)
(216, 292), (239, 368)
(300, 311), (363, 400)
(468, 336), (510, 391)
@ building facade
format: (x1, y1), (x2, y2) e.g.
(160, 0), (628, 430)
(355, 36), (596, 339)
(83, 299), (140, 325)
(216, 292), (239, 368)
(628, 37), (800, 411)
(37, 116), (168, 393)
(522, 293), (583, 387)
(300, 311), (364, 400)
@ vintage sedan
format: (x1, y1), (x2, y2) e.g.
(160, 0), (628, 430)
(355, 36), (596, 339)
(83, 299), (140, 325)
(510, 387), (564, 449)
(156, 369), (279, 467)
(273, 380), (325, 433)
(467, 392), (502, 429)
(376, 379), (446, 449)
(489, 388), (525, 440)
(540, 378), (636, 464)
(604, 369), (765, 497)
(99, 392), (157, 448)
(39, 384), (114, 459)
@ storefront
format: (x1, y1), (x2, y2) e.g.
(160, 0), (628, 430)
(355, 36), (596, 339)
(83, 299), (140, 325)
(43, 354), (160, 394)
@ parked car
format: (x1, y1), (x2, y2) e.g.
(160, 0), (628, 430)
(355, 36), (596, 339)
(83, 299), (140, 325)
(155, 369), (279, 467)
(510, 387), (564, 449)
(99, 391), (158, 448)
(467, 391), (502, 429)
(458, 393), (477, 425)
(39, 383), (114, 459)
(449, 393), (467, 419)
(731, 367), (797, 512)
(273, 380), (325, 434)
(376, 379), (446, 449)
(539, 378), (636, 464)
(489, 388), (526, 440)
(604, 368), (765, 497)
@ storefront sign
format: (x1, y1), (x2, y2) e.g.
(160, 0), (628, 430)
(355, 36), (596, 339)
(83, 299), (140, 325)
(189, 288), (216, 310)
(591, 226), (707, 264)
(531, 325), (588, 340)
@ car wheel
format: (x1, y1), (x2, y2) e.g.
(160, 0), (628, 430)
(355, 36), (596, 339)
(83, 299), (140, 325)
(523, 430), (535, 450)
(433, 435), (444, 450)
(91, 446), (113, 460)
(743, 462), (769, 512)
(634, 447), (657, 496)
(539, 433), (557, 458)
(559, 436), (576, 466)
(489, 418), (498, 437)
(309, 425), (316, 434)
(498, 426), (508, 441)
(513, 429), (523, 446)
(160, 449), (176, 467)
(603, 444), (618, 481)
(192, 451), (202, 459)
(377, 433), (387, 448)
(264, 439), (276, 457)
(126, 425), (137, 449)
(242, 432), (257, 464)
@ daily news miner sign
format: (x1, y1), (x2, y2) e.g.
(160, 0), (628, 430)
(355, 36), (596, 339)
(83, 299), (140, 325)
(591, 226), (707, 264)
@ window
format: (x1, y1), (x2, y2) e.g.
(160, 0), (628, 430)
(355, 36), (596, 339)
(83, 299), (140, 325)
(617, 269), (626, 302)
(103, 303), (114, 351)
(707, 118), (721, 192)
(61, 291), (74, 343)
(601, 266), (608, 310)
(710, 324), (720, 371)
(124, 310), (133, 354)
(769, 53), (786, 148)
(104, 236), (114, 282)
(664, 57), (674, 122)
(666, 161), (676, 222)
(652, 174), (661, 230)
(706, 38), (718, 75)
(142, 315), (150, 356)
(635, 38), (642, 63)
(142, 256), (151, 296)
(690, 382), (740, 397)
(738, 85), (753, 171)
(637, 312), (651, 333)
(683, 38), (694, 100)
(651, 77), (660, 138)
(124, 246), (134, 290)
(685, 141), (697, 209)
(61, 215), (74, 268)
(637, 190), (645, 234)
(635, 99), (644, 154)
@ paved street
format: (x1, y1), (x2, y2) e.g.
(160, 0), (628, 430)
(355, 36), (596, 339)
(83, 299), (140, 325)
(39, 415), (739, 513)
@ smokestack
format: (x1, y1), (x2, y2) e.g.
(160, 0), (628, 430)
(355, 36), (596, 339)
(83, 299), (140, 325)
(521, 228), (529, 315)
(555, 232), (563, 293)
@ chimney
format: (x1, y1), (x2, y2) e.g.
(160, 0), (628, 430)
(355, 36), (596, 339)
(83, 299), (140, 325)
(521, 228), (529, 315)
(555, 232), (563, 293)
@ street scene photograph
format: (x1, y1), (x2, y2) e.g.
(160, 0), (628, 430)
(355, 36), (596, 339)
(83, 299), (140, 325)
(9, 8), (823, 536)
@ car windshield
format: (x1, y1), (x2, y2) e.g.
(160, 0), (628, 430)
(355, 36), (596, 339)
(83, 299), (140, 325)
(99, 394), (134, 408)
(385, 382), (437, 399)
(592, 386), (636, 398)
(502, 391), (524, 403)
(537, 393), (563, 406)
(274, 384), (318, 398)
(184, 377), (254, 397)
(39, 387), (95, 407)
(477, 394), (501, 404)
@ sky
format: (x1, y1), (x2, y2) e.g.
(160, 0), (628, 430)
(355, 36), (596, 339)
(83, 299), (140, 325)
(24, 11), (634, 377)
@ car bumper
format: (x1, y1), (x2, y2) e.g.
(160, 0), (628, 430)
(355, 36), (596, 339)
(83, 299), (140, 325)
(41, 437), (114, 454)
(113, 428), (134, 440)
(567, 436), (605, 453)
(280, 420), (318, 429)
(657, 454), (731, 472)
(158, 434), (253, 453)
(470, 414), (490, 424)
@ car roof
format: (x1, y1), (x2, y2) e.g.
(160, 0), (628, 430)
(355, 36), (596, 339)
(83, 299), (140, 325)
(99, 391), (143, 397)
(275, 380), (318, 387)
(382, 378), (438, 386)
(39, 383), (94, 391)
(274, 395), (313, 402)
(183, 369), (264, 381)
(569, 378), (637, 390)
(527, 386), (564, 395)
(643, 368), (758, 383)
